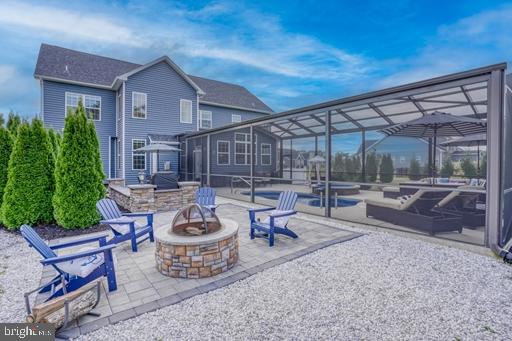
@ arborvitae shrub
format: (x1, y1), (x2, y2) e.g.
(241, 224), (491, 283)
(379, 154), (394, 183)
(408, 157), (421, 180)
(439, 158), (454, 178)
(1, 119), (54, 229)
(366, 152), (378, 182)
(0, 127), (13, 218)
(53, 104), (105, 228)
(460, 158), (477, 179)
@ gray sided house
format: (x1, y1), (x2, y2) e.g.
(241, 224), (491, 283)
(34, 44), (273, 184)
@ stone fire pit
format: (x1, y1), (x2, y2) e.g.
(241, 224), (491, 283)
(155, 204), (239, 278)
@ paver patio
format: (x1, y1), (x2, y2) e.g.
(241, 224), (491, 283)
(36, 203), (362, 338)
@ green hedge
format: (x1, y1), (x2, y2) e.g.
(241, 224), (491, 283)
(53, 104), (105, 228)
(1, 119), (54, 229)
(0, 127), (13, 220)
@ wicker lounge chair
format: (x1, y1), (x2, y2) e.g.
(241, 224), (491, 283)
(433, 186), (486, 228)
(366, 189), (462, 235)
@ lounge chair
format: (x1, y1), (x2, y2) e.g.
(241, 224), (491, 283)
(249, 190), (298, 247)
(366, 189), (462, 235)
(20, 225), (117, 300)
(434, 186), (486, 228)
(96, 198), (154, 252)
(196, 187), (218, 212)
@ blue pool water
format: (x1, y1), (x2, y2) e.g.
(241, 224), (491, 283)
(241, 191), (360, 208)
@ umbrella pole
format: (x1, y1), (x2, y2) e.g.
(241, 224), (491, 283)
(432, 128), (437, 183)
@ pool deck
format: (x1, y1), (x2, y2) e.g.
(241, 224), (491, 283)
(39, 203), (362, 339)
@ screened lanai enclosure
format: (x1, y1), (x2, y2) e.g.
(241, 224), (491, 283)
(180, 63), (511, 252)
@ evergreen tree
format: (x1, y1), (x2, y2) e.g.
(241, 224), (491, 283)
(379, 154), (395, 183)
(408, 156), (421, 180)
(460, 158), (477, 179)
(366, 152), (378, 182)
(332, 152), (345, 181)
(0, 112), (4, 127)
(0, 127), (13, 217)
(439, 158), (454, 178)
(479, 153), (487, 178)
(344, 155), (354, 181)
(1, 120), (54, 229)
(6, 111), (22, 136)
(53, 103), (105, 228)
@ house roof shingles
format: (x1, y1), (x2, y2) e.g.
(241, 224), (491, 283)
(35, 44), (273, 113)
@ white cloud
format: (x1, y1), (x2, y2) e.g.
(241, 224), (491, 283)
(0, 2), (146, 47)
(0, 65), (16, 85)
(0, 1), (370, 81)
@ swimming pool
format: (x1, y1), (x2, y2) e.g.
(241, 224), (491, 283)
(241, 191), (360, 208)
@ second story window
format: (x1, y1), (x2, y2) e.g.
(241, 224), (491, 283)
(65, 92), (101, 120)
(232, 114), (242, 123)
(180, 99), (192, 123)
(199, 110), (212, 129)
(132, 92), (147, 119)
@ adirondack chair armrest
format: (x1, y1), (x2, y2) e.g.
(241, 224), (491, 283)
(270, 210), (297, 218)
(49, 234), (110, 250)
(100, 218), (135, 225)
(123, 212), (154, 217)
(41, 244), (117, 266)
(248, 207), (276, 213)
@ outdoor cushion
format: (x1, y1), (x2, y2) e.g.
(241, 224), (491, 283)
(365, 198), (403, 210)
(57, 253), (105, 278)
(263, 210), (294, 227)
(108, 216), (144, 235)
(383, 186), (400, 193)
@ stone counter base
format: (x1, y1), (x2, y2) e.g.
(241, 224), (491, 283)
(155, 233), (239, 278)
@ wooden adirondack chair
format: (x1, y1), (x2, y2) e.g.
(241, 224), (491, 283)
(196, 187), (218, 212)
(248, 190), (299, 247)
(96, 198), (154, 252)
(20, 225), (117, 300)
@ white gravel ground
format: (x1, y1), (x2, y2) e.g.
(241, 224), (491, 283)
(77, 231), (512, 341)
(0, 230), (41, 323)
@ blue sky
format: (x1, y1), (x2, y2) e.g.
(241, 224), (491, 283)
(0, 0), (511, 118)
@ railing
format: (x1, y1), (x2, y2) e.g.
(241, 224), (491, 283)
(231, 176), (251, 194)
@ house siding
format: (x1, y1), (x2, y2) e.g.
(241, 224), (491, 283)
(42, 80), (116, 177)
(123, 61), (198, 184)
(198, 104), (267, 129)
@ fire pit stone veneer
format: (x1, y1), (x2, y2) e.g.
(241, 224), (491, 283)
(155, 213), (239, 279)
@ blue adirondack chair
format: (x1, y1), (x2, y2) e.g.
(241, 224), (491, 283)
(20, 225), (117, 300)
(249, 190), (299, 247)
(96, 198), (154, 252)
(196, 187), (218, 212)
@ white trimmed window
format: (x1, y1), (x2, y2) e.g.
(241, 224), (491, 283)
(217, 140), (230, 165)
(261, 143), (271, 165)
(231, 114), (242, 123)
(235, 133), (250, 165)
(132, 139), (146, 170)
(180, 99), (193, 123)
(132, 92), (147, 119)
(199, 110), (212, 129)
(65, 92), (101, 120)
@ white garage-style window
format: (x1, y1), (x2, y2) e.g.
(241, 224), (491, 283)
(65, 92), (101, 120)
(199, 110), (212, 129)
(231, 114), (242, 123)
(132, 139), (146, 170)
(180, 99), (193, 123)
(217, 140), (230, 165)
(132, 92), (147, 119)
(261, 143), (271, 165)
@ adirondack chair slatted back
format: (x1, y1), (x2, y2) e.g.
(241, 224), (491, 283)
(276, 191), (298, 211)
(196, 187), (216, 206)
(97, 199), (123, 220)
(20, 225), (57, 259)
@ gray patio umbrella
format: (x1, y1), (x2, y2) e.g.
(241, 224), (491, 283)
(135, 143), (182, 173)
(379, 111), (487, 178)
(440, 133), (486, 173)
